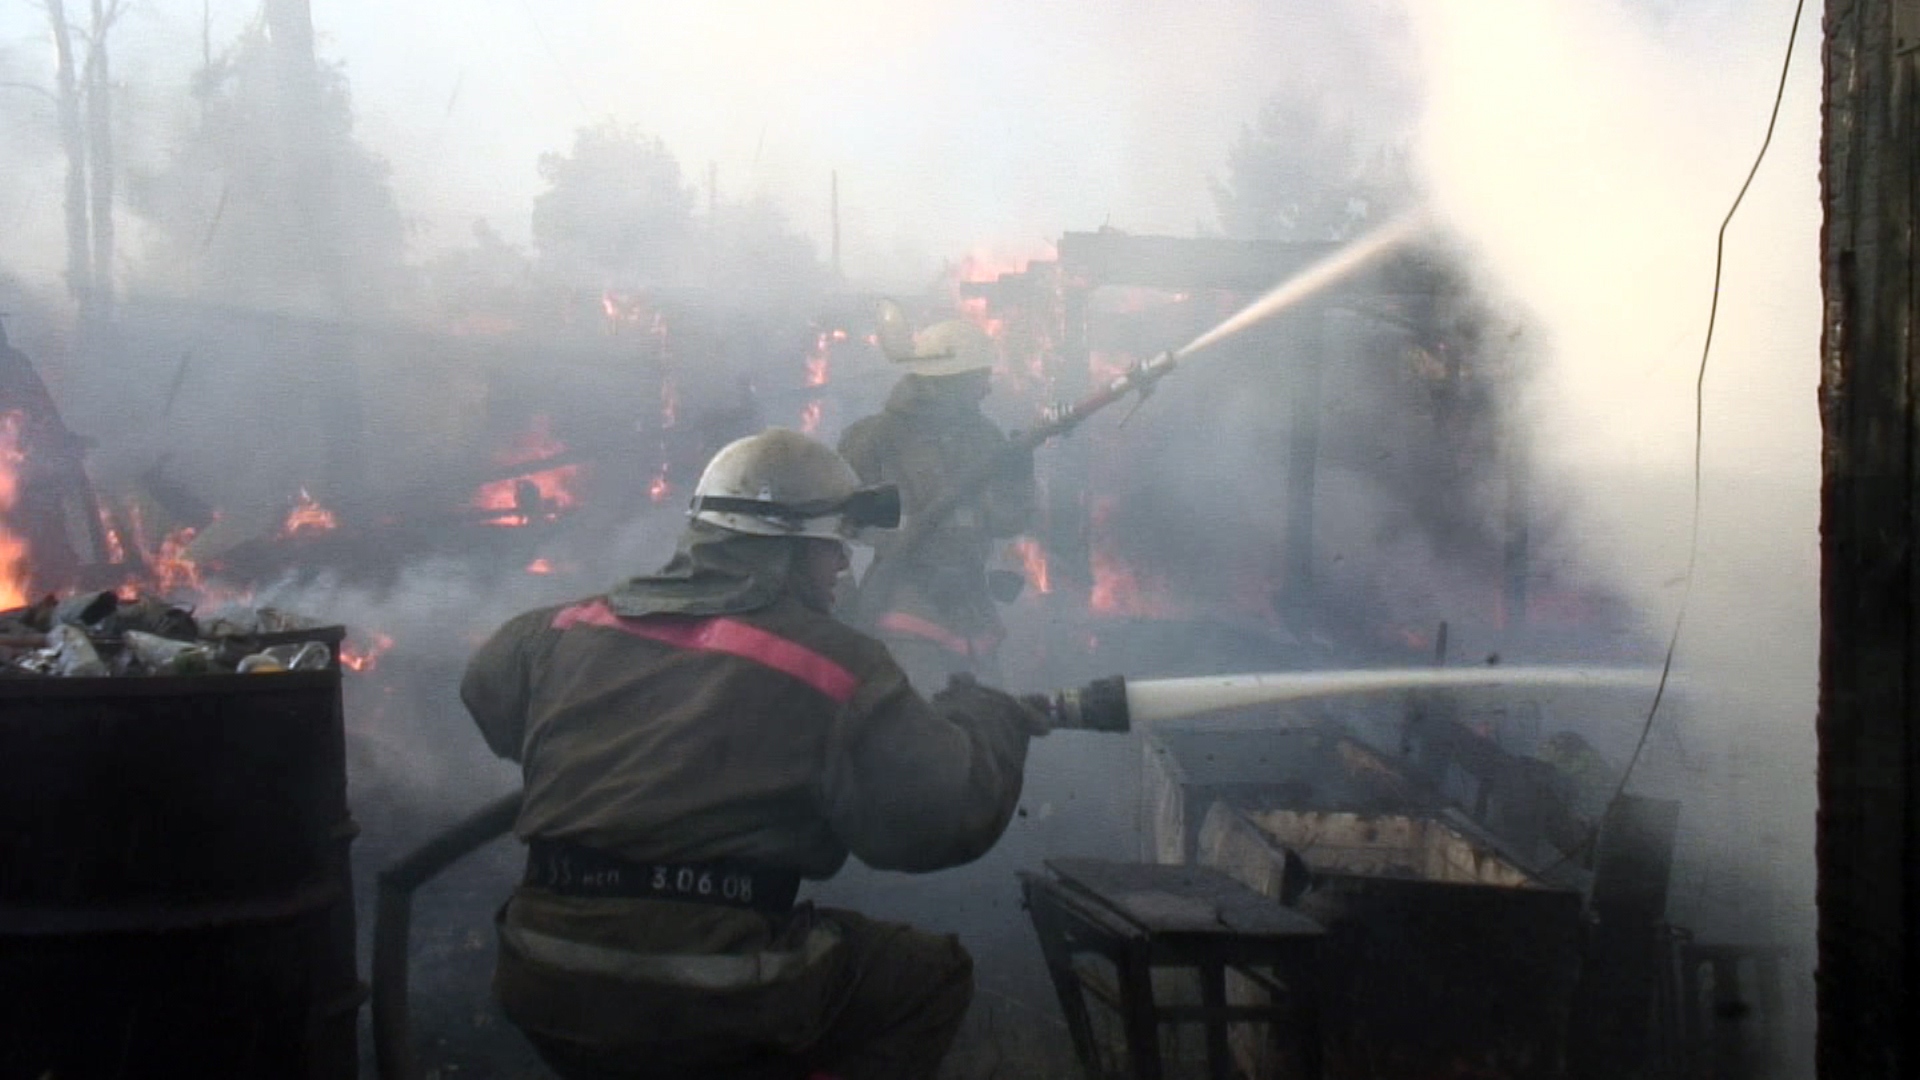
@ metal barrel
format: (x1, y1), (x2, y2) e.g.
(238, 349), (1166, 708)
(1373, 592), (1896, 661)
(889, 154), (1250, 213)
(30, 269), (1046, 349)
(0, 647), (363, 1080)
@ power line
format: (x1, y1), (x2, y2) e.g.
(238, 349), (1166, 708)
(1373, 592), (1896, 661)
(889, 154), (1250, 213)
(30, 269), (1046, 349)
(1554, 0), (1809, 876)
(513, 0), (592, 116)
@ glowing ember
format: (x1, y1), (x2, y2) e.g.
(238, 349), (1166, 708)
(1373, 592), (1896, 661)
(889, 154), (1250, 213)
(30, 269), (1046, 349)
(648, 466), (672, 503)
(526, 557), (554, 575)
(281, 488), (339, 537)
(800, 401), (823, 436)
(472, 415), (584, 524)
(340, 631), (395, 673)
(0, 412), (27, 608)
(1013, 537), (1051, 595)
(473, 467), (581, 525)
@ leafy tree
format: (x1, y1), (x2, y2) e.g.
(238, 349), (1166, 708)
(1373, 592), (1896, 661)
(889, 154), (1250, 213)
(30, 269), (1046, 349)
(1211, 93), (1412, 242)
(706, 194), (823, 297)
(126, 18), (410, 315)
(531, 121), (695, 288)
(422, 218), (536, 325)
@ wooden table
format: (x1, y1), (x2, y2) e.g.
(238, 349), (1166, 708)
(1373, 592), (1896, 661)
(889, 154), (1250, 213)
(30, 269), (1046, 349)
(1019, 858), (1327, 1080)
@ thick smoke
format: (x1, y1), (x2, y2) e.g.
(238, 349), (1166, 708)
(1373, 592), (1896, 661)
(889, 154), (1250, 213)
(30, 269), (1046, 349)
(0, 1), (1823, 1075)
(1412, 0), (1820, 1066)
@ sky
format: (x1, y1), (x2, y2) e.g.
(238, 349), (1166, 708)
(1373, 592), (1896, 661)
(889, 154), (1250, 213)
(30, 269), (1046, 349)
(0, 1), (1418, 284)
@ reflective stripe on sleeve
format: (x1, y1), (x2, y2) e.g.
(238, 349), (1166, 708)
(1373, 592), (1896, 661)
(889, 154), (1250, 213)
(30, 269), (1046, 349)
(551, 600), (858, 704)
(876, 610), (1002, 658)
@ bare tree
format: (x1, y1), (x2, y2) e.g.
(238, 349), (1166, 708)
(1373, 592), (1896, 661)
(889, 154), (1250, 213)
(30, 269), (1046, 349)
(43, 0), (91, 315)
(33, 0), (126, 325)
(83, 0), (128, 321)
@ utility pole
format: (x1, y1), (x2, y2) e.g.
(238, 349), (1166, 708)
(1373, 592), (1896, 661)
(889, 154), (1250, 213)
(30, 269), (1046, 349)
(1817, 1), (1920, 1076)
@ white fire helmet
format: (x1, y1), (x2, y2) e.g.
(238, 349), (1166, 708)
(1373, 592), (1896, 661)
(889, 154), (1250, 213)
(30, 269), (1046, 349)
(888, 317), (996, 378)
(688, 428), (899, 540)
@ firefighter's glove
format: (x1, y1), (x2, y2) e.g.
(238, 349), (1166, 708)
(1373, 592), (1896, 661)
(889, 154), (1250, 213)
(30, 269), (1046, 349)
(1017, 693), (1058, 737)
(935, 672), (1052, 737)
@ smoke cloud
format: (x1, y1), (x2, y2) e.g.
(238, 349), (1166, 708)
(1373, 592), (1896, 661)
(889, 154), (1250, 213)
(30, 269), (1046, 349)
(0, 0), (1823, 1073)
(1412, 0), (1820, 1062)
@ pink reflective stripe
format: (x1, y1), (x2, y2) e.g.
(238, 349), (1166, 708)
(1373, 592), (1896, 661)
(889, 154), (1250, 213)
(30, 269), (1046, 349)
(876, 610), (1001, 657)
(551, 600), (858, 704)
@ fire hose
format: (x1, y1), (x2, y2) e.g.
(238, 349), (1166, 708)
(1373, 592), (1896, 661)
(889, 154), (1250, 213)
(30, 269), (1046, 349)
(369, 657), (1652, 1078)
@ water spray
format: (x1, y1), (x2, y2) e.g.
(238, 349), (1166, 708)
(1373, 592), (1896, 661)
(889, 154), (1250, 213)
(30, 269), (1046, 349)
(852, 210), (1432, 628)
(1031, 665), (1666, 733)
(1171, 207), (1430, 363)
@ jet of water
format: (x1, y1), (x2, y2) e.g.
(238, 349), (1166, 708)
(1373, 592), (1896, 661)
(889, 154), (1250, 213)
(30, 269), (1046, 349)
(1122, 664), (1664, 725)
(1174, 208), (1431, 362)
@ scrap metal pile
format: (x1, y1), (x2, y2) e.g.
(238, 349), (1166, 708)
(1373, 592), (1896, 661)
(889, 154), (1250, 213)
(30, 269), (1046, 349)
(0, 590), (338, 678)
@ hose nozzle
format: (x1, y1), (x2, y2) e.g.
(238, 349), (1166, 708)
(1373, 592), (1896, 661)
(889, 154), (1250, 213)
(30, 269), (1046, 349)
(1030, 675), (1131, 733)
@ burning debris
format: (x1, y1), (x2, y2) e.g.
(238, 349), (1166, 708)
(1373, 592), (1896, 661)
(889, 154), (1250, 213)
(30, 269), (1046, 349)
(0, 589), (342, 678)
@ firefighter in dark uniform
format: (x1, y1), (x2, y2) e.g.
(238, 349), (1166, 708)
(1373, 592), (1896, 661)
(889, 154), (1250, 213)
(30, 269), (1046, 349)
(837, 315), (1035, 691)
(461, 428), (1049, 1080)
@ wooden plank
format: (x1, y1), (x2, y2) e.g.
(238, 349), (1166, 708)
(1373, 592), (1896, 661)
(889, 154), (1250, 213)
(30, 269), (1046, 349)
(1819, 1), (1920, 1077)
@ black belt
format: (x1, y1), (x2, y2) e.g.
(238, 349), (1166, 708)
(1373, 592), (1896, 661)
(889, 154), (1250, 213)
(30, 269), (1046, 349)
(524, 840), (800, 914)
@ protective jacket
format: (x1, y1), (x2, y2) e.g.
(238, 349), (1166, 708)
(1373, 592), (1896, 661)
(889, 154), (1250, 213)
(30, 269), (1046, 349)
(460, 524), (1037, 1073)
(837, 376), (1035, 671)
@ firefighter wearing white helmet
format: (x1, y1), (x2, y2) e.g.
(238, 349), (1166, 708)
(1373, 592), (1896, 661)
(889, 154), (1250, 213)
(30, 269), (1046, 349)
(689, 426), (900, 541)
(461, 426), (1048, 1080)
(840, 307), (1037, 691)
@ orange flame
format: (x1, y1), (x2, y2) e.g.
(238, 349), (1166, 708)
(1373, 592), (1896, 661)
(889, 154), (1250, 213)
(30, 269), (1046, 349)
(281, 488), (339, 537)
(1087, 499), (1183, 620)
(0, 412), (27, 608)
(340, 631), (395, 673)
(800, 401), (823, 436)
(1013, 538), (1051, 595)
(806, 343), (830, 387)
(648, 466), (672, 503)
(1088, 548), (1139, 616)
(472, 415), (583, 524)
(153, 526), (206, 595)
(955, 246), (1051, 284)
(473, 467), (582, 525)
(96, 506), (127, 564)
